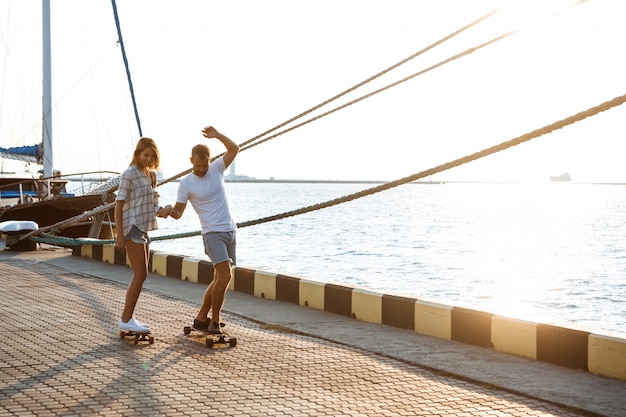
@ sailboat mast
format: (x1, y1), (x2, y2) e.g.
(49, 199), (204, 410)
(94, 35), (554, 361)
(42, 0), (53, 178)
(111, 0), (143, 138)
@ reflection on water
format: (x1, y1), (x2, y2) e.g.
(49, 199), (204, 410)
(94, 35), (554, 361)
(151, 181), (626, 336)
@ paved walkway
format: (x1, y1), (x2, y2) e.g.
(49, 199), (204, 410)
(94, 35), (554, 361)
(1, 244), (625, 416)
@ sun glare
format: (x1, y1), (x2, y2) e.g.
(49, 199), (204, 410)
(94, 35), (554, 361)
(497, 0), (584, 32)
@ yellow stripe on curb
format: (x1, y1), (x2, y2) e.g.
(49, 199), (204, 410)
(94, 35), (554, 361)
(492, 316), (537, 359)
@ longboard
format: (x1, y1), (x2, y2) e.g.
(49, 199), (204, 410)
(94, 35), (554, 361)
(183, 323), (237, 348)
(120, 330), (154, 345)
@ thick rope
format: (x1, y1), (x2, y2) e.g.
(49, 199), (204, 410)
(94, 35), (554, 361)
(155, 9), (500, 187)
(21, 8), (505, 238)
(21, 1), (590, 246)
(239, 31), (513, 154)
(31, 93), (626, 247)
(17, 201), (116, 242)
(236, 9), (499, 150)
(237, 2), (584, 154)
(237, 94), (626, 227)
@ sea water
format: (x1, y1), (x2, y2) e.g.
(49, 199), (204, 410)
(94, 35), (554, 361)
(150, 181), (626, 337)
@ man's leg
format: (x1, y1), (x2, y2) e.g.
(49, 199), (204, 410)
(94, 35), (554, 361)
(196, 279), (215, 322)
(209, 260), (232, 326)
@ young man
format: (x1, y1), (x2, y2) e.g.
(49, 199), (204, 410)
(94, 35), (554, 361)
(167, 126), (239, 334)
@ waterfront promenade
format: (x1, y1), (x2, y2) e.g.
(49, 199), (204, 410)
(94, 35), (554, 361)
(1, 243), (625, 416)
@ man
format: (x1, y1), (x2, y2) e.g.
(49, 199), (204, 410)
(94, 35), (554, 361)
(167, 125), (239, 334)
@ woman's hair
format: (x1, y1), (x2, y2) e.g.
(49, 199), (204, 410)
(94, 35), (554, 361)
(191, 144), (210, 160)
(130, 137), (160, 169)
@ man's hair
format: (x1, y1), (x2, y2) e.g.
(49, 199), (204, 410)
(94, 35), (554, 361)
(191, 144), (210, 160)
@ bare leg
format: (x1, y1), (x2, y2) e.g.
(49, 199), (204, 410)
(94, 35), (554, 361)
(196, 279), (215, 322)
(121, 241), (149, 322)
(208, 261), (232, 325)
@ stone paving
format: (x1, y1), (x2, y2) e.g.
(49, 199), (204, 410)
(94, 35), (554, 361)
(0, 258), (596, 416)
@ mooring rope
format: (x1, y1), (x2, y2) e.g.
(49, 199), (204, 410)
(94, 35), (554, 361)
(30, 93), (626, 247)
(237, 94), (626, 227)
(156, 9), (500, 187)
(18, 201), (116, 242)
(18, 9), (504, 241)
(236, 1), (585, 154)
(235, 9), (499, 151)
(19, 0), (592, 247)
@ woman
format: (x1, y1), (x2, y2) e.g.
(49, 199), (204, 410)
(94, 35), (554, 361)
(115, 137), (170, 333)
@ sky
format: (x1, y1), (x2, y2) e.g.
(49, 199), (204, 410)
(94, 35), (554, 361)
(1, 0), (625, 183)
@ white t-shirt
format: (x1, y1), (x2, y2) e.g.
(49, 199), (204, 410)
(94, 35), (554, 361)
(176, 157), (236, 234)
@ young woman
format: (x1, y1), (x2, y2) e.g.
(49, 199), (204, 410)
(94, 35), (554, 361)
(115, 137), (170, 333)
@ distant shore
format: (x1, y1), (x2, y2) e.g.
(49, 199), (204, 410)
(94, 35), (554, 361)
(62, 176), (626, 186)
(223, 178), (626, 186)
(224, 178), (443, 185)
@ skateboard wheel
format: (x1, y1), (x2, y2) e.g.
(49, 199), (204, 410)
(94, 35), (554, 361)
(119, 331), (125, 339)
(183, 326), (191, 335)
(206, 338), (214, 348)
(228, 338), (237, 347)
(133, 335), (139, 344)
(148, 336), (154, 344)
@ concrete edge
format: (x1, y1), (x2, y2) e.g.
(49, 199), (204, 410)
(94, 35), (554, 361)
(73, 244), (626, 382)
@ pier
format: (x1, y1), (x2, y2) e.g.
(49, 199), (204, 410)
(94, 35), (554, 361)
(1, 241), (625, 416)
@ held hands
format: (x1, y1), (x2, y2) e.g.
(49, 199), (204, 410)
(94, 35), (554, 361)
(157, 205), (179, 218)
(156, 206), (171, 218)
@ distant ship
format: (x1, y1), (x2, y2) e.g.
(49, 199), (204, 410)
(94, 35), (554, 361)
(550, 173), (572, 182)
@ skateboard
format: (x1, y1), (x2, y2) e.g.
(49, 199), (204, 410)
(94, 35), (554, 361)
(120, 330), (154, 345)
(183, 323), (237, 348)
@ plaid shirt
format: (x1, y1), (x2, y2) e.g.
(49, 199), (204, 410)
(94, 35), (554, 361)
(116, 165), (159, 236)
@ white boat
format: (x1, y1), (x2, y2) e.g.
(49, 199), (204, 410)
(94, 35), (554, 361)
(549, 173), (572, 182)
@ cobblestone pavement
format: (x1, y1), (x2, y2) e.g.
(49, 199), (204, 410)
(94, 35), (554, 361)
(0, 259), (596, 416)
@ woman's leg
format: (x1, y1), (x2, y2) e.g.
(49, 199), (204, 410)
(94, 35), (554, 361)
(121, 240), (149, 322)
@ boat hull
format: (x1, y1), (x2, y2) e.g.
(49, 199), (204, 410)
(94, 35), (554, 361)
(0, 194), (115, 239)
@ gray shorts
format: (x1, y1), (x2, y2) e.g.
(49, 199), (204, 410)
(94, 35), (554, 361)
(125, 225), (151, 245)
(202, 231), (236, 266)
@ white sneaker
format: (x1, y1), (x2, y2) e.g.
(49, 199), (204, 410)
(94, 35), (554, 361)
(119, 317), (150, 333)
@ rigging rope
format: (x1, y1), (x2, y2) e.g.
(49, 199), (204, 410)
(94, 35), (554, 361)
(236, 9), (499, 151)
(234, 1), (584, 153)
(237, 94), (626, 227)
(29, 93), (626, 247)
(16, 0), (591, 247)
(155, 9), (500, 187)
(111, 0), (142, 137)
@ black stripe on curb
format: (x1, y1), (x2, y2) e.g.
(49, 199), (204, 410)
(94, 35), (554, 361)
(537, 324), (589, 371)
(325, 283), (352, 317)
(276, 274), (300, 304)
(166, 254), (184, 279)
(92, 245), (103, 262)
(72, 245), (626, 381)
(451, 307), (493, 348)
(198, 260), (213, 285)
(114, 247), (126, 266)
(235, 267), (255, 294)
(382, 294), (415, 330)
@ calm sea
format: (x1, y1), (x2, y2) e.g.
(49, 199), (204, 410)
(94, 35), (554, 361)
(149, 181), (626, 337)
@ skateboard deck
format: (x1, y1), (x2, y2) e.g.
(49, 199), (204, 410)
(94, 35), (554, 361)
(183, 323), (237, 348)
(120, 330), (154, 344)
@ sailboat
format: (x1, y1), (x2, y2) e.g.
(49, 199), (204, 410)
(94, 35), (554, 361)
(0, 1), (140, 241)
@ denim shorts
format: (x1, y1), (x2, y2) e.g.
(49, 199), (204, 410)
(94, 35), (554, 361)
(125, 225), (151, 245)
(202, 231), (236, 266)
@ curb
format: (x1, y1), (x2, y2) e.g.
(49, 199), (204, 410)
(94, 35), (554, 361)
(74, 243), (626, 382)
